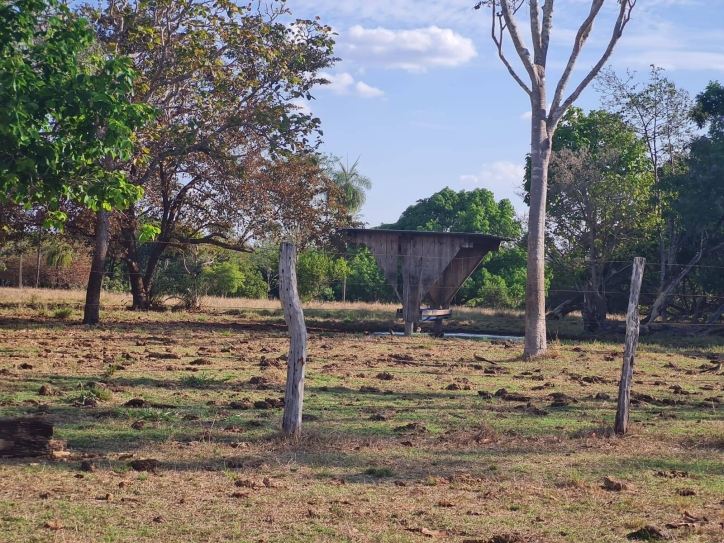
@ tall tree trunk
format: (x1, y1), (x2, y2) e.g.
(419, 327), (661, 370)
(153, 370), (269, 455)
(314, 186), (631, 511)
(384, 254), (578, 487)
(35, 226), (42, 288)
(582, 289), (607, 333)
(83, 210), (110, 325)
(141, 240), (166, 303)
(582, 255), (607, 333)
(127, 257), (150, 309)
(524, 95), (551, 357)
(18, 253), (22, 289)
(120, 225), (150, 310)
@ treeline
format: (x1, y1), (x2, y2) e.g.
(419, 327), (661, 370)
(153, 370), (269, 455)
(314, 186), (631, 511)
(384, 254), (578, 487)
(0, 186), (528, 310)
(541, 69), (724, 331)
(1, 0), (723, 332)
(0, 0), (353, 321)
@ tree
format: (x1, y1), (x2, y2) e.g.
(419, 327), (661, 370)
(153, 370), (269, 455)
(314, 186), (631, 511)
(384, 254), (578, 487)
(0, 0), (152, 217)
(644, 81), (724, 324)
(340, 248), (396, 303)
(525, 107), (655, 329)
(1, 0), (154, 323)
(250, 240), (281, 298)
(381, 187), (520, 238)
(296, 248), (333, 302)
(548, 146), (654, 330)
(328, 156), (372, 219)
(691, 81), (724, 137)
(81, 0), (344, 309)
(596, 66), (693, 295)
(475, 0), (636, 356)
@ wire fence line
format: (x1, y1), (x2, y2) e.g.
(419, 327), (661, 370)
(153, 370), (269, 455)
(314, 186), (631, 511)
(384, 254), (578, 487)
(21, 250), (724, 270)
(4, 300), (724, 328)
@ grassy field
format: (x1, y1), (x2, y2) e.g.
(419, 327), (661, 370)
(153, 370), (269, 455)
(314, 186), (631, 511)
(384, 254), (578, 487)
(0, 289), (723, 542)
(0, 287), (623, 340)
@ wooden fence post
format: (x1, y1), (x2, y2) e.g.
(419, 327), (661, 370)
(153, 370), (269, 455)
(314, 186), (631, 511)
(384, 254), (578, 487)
(614, 257), (646, 435)
(279, 242), (307, 437)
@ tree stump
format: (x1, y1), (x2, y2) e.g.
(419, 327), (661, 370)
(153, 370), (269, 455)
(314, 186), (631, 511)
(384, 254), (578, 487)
(0, 418), (58, 457)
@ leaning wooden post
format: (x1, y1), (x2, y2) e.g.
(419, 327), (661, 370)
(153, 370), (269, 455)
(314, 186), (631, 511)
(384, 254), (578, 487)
(279, 242), (307, 437)
(614, 257), (646, 435)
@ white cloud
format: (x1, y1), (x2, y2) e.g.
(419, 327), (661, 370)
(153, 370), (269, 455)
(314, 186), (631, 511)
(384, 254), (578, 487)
(619, 47), (724, 73)
(597, 16), (724, 73)
(340, 25), (477, 73)
(460, 161), (526, 211)
(321, 72), (355, 93)
(520, 111), (532, 121)
(355, 81), (385, 98)
(287, 0), (485, 31)
(319, 72), (385, 98)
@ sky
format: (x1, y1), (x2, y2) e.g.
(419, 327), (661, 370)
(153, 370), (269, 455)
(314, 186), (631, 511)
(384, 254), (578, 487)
(286, 0), (724, 228)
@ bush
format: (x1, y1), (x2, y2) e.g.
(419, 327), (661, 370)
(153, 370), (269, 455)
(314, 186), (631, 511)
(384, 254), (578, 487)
(467, 274), (515, 309)
(52, 307), (74, 319)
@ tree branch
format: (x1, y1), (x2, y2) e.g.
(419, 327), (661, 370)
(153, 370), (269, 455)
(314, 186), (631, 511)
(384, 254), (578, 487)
(173, 234), (253, 253)
(489, 2), (532, 96)
(499, 0), (538, 85)
(548, 0), (605, 120)
(540, 0), (554, 61)
(529, 0), (543, 64)
(549, 0), (636, 128)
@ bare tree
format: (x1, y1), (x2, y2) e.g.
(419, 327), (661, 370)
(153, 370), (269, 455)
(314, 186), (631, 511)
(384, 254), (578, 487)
(475, 0), (636, 356)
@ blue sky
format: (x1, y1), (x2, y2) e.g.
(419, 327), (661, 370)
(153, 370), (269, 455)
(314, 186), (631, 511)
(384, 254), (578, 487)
(286, 0), (724, 228)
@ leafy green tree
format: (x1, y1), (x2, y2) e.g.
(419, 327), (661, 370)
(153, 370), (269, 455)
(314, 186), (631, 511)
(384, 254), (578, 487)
(80, 0), (342, 309)
(0, 0), (152, 216)
(645, 81), (724, 324)
(381, 187), (520, 239)
(1, 0), (154, 323)
(250, 241), (280, 298)
(337, 248), (396, 303)
(596, 67), (693, 297)
(204, 254), (267, 299)
(296, 248), (333, 302)
(462, 247), (532, 309)
(532, 108), (655, 330)
(204, 262), (244, 297)
(691, 81), (724, 137)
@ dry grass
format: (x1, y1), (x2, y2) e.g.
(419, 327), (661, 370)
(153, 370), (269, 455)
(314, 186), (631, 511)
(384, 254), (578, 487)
(0, 287), (525, 314)
(0, 298), (723, 542)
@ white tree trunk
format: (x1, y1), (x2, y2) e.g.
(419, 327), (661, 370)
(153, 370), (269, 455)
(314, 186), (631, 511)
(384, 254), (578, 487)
(525, 96), (551, 357)
(485, 0), (635, 357)
(279, 242), (307, 437)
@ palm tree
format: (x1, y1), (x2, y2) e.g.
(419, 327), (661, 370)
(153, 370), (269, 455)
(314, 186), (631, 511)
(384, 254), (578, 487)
(46, 241), (74, 288)
(330, 156), (372, 218)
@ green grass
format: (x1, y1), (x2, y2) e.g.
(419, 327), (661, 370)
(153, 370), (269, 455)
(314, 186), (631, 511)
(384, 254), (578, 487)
(51, 307), (74, 319)
(179, 373), (233, 388)
(363, 466), (394, 477)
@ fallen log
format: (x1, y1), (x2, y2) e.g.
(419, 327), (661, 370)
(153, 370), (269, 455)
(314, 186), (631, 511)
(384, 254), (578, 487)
(0, 418), (63, 457)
